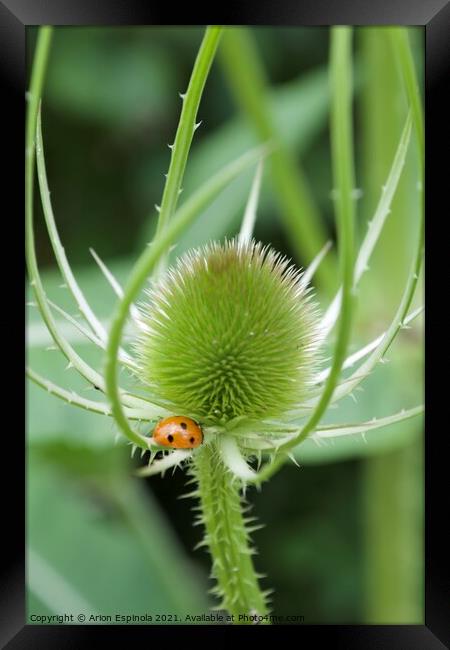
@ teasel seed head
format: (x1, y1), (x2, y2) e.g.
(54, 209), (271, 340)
(134, 239), (322, 425)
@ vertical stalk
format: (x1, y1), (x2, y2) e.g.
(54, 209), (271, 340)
(193, 443), (269, 622)
(288, 26), (356, 440)
(26, 27), (53, 272)
(363, 441), (423, 622)
(247, 26), (357, 484)
(154, 26), (223, 276)
(360, 27), (413, 301)
(360, 27), (424, 623)
(156, 26), (223, 238)
(219, 28), (337, 295)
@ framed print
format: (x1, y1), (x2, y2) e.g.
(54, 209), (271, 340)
(1, 0), (447, 646)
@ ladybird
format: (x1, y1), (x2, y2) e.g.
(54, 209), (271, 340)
(153, 416), (203, 449)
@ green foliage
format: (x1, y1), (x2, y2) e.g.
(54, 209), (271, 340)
(28, 444), (209, 620)
(45, 28), (178, 126)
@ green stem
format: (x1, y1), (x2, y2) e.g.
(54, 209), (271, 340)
(359, 28), (413, 302)
(25, 27), (53, 280)
(363, 440), (424, 622)
(193, 443), (269, 622)
(153, 25), (222, 279)
(219, 28), (337, 294)
(388, 29), (424, 169)
(361, 27), (424, 624)
(302, 25), (355, 430)
(156, 26), (223, 239)
(250, 28), (357, 484)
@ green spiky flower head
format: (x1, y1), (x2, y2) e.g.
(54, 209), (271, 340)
(134, 239), (321, 425)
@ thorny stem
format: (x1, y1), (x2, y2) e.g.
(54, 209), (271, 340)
(154, 26), (223, 279)
(248, 27), (357, 483)
(295, 26), (356, 438)
(156, 26), (223, 239)
(388, 29), (424, 170)
(251, 27), (425, 487)
(192, 443), (269, 622)
(25, 27), (53, 294)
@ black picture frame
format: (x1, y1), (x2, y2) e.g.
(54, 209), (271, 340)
(3, 0), (448, 646)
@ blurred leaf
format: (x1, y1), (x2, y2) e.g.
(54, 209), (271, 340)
(27, 444), (209, 621)
(46, 28), (176, 126)
(138, 66), (331, 254)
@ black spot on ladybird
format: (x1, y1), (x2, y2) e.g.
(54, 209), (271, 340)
(180, 422), (187, 430)
(167, 434), (174, 443)
(190, 437), (195, 444)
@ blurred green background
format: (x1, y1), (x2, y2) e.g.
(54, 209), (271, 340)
(26, 26), (424, 624)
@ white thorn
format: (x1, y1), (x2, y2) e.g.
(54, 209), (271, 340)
(65, 361), (74, 370)
(179, 92), (186, 100)
(167, 143), (174, 150)
(194, 120), (202, 131)
(154, 204), (161, 213)
(287, 452), (300, 468)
